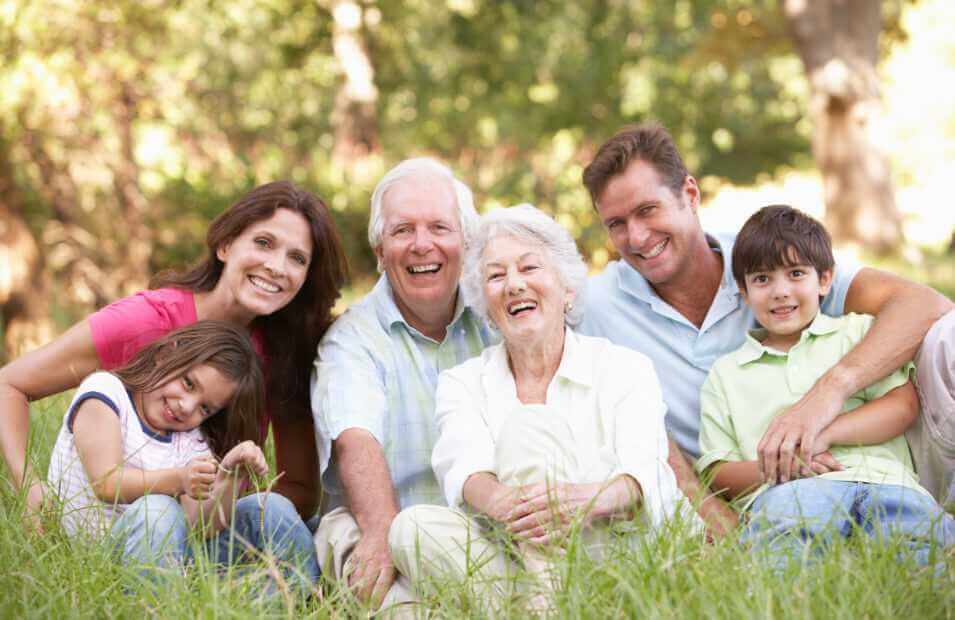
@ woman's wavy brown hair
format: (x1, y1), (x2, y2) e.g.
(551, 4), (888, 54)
(152, 182), (348, 428)
(114, 321), (263, 458)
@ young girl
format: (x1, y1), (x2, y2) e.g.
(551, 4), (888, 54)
(47, 321), (281, 570)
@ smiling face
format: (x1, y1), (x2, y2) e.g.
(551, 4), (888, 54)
(138, 363), (237, 435)
(374, 175), (464, 328)
(741, 257), (833, 351)
(596, 159), (705, 290)
(215, 208), (313, 324)
(482, 235), (572, 347)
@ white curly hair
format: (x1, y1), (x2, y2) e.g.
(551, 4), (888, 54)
(462, 203), (587, 328)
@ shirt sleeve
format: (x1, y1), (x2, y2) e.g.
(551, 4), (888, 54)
(87, 291), (180, 369)
(606, 351), (681, 528)
(310, 318), (389, 478)
(820, 256), (862, 317)
(696, 366), (745, 474)
(431, 366), (496, 510)
(65, 372), (129, 432)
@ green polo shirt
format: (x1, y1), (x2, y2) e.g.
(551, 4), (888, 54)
(696, 312), (925, 509)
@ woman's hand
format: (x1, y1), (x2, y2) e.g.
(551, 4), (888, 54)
(218, 441), (269, 481)
(482, 481), (525, 524)
(506, 477), (642, 546)
(505, 481), (602, 545)
(180, 455), (218, 499)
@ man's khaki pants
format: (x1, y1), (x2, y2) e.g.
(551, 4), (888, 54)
(313, 507), (416, 614)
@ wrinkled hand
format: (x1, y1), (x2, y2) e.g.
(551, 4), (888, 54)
(345, 533), (396, 609)
(758, 387), (844, 484)
(218, 441), (269, 481)
(181, 455), (217, 499)
(482, 482), (524, 525)
(505, 481), (604, 546)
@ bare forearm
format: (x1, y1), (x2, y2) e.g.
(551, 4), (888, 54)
(710, 461), (762, 501)
(834, 271), (953, 403)
(0, 385), (31, 486)
(592, 475), (642, 520)
(821, 382), (919, 447)
(93, 466), (184, 504)
(0, 320), (100, 488)
(462, 472), (508, 520)
(335, 430), (399, 536)
(668, 438), (738, 535)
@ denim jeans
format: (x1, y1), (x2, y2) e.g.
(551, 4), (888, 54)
(742, 478), (955, 570)
(110, 492), (320, 589)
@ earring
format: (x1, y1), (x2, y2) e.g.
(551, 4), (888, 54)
(564, 300), (574, 313)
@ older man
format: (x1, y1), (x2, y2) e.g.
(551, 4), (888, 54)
(310, 158), (494, 610)
(578, 123), (954, 534)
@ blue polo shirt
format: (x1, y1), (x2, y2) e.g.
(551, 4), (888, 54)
(578, 232), (859, 459)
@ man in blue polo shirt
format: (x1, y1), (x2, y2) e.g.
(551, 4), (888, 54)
(577, 123), (954, 535)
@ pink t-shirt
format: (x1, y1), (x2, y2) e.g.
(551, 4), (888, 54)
(87, 288), (270, 438)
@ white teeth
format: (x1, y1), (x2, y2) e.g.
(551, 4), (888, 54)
(249, 275), (280, 293)
(408, 264), (440, 274)
(508, 301), (536, 315)
(639, 239), (667, 259)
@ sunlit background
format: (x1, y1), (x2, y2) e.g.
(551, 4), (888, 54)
(1, 0), (953, 360)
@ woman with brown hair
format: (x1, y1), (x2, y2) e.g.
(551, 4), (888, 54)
(0, 181), (346, 579)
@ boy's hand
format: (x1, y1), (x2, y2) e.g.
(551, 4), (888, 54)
(796, 450), (844, 478)
(181, 455), (218, 499)
(219, 441), (268, 480)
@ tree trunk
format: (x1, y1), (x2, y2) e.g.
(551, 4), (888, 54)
(782, 0), (902, 253)
(330, 0), (380, 164)
(0, 140), (53, 362)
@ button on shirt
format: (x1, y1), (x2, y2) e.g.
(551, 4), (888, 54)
(578, 232), (859, 459)
(697, 312), (924, 509)
(311, 275), (495, 513)
(431, 328), (682, 529)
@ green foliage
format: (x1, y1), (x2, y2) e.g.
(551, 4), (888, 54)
(0, 0), (826, 325)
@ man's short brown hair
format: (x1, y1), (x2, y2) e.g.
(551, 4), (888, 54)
(582, 122), (689, 208)
(731, 205), (835, 292)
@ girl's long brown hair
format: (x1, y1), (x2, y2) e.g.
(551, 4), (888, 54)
(114, 321), (264, 458)
(152, 181), (347, 425)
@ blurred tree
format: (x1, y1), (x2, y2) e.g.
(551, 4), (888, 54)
(0, 0), (923, 350)
(782, 0), (903, 253)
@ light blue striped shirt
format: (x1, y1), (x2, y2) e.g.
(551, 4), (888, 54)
(578, 232), (859, 459)
(311, 275), (495, 513)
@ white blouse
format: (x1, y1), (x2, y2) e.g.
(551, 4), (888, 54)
(431, 328), (683, 529)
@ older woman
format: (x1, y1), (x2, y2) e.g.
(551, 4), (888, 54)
(387, 205), (691, 609)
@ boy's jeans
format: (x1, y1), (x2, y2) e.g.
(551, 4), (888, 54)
(109, 492), (320, 589)
(742, 478), (955, 569)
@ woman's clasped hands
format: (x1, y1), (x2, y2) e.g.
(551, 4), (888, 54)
(488, 480), (619, 547)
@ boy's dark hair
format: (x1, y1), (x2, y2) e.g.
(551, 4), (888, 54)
(582, 122), (689, 208)
(732, 205), (834, 291)
(114, 321), (264, 458)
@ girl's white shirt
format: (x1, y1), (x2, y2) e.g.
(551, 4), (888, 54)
(47, 372), (210, 536)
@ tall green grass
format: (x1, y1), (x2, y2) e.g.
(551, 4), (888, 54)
(2, 393), (954, 618)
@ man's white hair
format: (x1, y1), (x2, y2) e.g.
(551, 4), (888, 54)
(367, 157), (478, 251)
(462, 203), (587, 328)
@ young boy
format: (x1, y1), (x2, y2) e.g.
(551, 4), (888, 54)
(696, 205), (954, 567)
